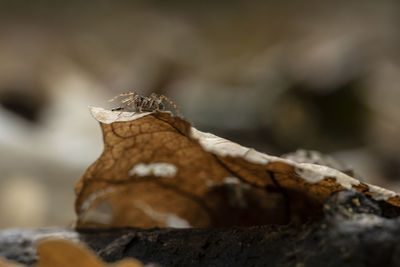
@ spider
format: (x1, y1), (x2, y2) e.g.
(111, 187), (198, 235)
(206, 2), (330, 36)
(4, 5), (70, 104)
(109, 92), (180, 116)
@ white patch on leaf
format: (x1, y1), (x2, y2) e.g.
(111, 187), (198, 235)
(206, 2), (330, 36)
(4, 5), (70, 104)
(129, 163), (177, 178)
(80, 199), (113, 225)
(190, 128), (271, 165)
(205, 179), (214, 187)
(79, 187), (116, 215)
(134, 201), (191, 228)
(223, 177), (241, 184)
(295, 163), (360, 189)
(367, 183), (397, 201)
(89, 106), (152, 124)
(165, 214), (192, 228)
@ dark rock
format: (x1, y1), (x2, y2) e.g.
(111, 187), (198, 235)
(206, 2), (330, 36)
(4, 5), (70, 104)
(1, 190), (400, 266)
(323, 190), (382, 219)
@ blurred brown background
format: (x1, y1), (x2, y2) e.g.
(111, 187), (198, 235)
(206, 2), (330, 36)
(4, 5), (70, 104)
(0, 0), (399, 228)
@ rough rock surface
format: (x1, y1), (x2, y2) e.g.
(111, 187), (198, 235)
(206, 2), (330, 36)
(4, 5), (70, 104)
(1, 191), (400, 266)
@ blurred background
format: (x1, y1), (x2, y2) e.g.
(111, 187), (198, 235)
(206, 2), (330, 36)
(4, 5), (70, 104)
(0, 0), (399, 228)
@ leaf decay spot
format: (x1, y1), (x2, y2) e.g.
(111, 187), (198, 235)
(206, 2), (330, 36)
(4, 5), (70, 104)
(75, 107), (400, 228)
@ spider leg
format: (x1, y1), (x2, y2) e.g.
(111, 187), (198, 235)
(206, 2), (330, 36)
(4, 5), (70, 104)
(111, 107), (124, 111)
(138, 97), (149, 112)
(159, 95), (180, 116)
(125, 95), (140, 111)
(122, 96), (135, 103)
(148, 93), (158, 110)
(122, 92), (140, 104)
(126, 95), (140, 105)
(108, 91), (137, 102)
(153, 95), (163, 111)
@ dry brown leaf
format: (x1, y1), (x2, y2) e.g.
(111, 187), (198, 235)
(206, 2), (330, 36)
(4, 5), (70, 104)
(75, 107), (400, 228)
(37, 239), (142, 267)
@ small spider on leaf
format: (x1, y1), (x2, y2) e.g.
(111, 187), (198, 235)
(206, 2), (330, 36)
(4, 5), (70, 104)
(109, 92), (180, 116)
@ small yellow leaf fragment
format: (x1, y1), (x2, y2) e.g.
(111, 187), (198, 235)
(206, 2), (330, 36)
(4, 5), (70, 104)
(111, 259), (145, 267)
(0, 257), (24, 267)
(38, 239), (142, 267)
